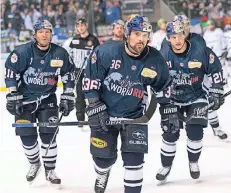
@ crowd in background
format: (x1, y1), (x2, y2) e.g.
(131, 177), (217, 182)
(0, 0), (122, 35)
(174, 0), (231, 19)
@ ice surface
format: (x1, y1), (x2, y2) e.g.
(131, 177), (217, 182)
(0, 88), (231, 193)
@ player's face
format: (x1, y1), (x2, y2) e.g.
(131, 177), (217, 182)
(128, 31), (149, 54)
(183, 22), (190, 36)
(35, 29), (52, 47)
(168, 32), (186, 50)
(113, 24), (124, 38)
(77, 24), (88, 34)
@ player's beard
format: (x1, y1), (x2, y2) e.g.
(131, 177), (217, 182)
(114, 32), (123, 39)
(127, 41), (145, 56)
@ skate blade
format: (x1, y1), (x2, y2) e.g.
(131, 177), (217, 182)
(47, 181), (62, 189)
(156, 178), (167, 186)
(28, 167), (42, 185)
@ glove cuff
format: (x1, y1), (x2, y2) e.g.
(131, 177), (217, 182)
(6, 93), (23, 101)
(209, 88), (224, 95)
(86, 103), (107, 117)
(159, 104), (177, 115)
(61, 93), (75, 101)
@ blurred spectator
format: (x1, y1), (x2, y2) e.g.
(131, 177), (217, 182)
(20, 8), (33, 31)
(5, 3), (22, 32)
(104, 0), (120, 24)
(1, 2), (7, 29)
(55, 5), (66, 27)
(65, 2), (77, 33)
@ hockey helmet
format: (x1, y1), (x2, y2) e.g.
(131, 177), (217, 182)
(174, 15), (190, 24)
(33, 18), (53, 34)
(166, 20), (185, 37)
(124, 14), (152, 38)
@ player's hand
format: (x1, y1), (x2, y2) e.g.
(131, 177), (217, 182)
(159, 104), (179, 133)
(209, 92), (224, 110)
(86, 98), (109, 133)
(59, 92), (75, 116)
(6, 91), (23, 116)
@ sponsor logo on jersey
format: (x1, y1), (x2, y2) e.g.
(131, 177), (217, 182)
(91, 137), (107, 148)
(72, 40), (79, 44)
(103, 72), (144, 98)
(170, 70), (198, 85)
(16, 119), (31, 123)
(87, 40), (93, 47)
(141, 68), (157, 78)
(23, 67), (57, 86)
(11, 53), (18, 63)
(188, 61), (202, 68)
(50, 59), (63, 67)
(132, 130), (146, 140)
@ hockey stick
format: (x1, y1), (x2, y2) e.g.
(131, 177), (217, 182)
(45, 112), (64, 156)
(178, 90), (231, 122)
(75, 49), (92, 84)
(12, 94), (157, 127)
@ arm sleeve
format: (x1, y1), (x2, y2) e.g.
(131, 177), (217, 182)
(83, 46), (109, 99)
(204, 47), (224, 92)
(60, 50), (76, 91)
(149, 53), (172, 104)
(5, 50), (25, 89)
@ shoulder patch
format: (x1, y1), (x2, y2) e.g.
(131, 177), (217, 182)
(11, 53), (18, 63)
(209, 53), (215, 64)
(141, 68), (157, 78)
(91, 52), (97, 64)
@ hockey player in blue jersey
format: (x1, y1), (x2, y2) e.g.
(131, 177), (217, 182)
(156, 20), (224, 183)
(160, 14), (206, 50)
(83, 14), (178, 193)
(162, 14), (228, 140)
(5, 19), (75, 185)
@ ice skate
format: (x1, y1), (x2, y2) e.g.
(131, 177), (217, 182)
(45, 170), (61, 185)
(156, 166), (171, 185)
(189, 162), (200, 179)
(213, 128), (228, 140)
(26, 161), (41, 184)
(94, 169), (110, 193)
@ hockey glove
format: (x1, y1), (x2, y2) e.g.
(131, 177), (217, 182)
(209, 92), (224, 111)
(159, 104), (179, 133)
(59, 92), (75, 116)
(86, 98), (109, 133)
(6, 91), (23, 116)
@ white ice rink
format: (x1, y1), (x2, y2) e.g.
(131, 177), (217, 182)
(0, 89), (231, 193)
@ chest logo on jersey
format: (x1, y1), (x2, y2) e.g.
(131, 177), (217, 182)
(188, 61), (202, 69)
(103, 72), (144, 98)
(141, 68), (157, 78)
(72, 40), (79, 44)
(50, 59), (63, 67)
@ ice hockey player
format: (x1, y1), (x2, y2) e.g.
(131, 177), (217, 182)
(161, 14), (206, 50)
(104, 19), (125, 44)
(149, 18), (167, 50)
(63, 18), (100, 125)
(83, 14), (174, 193)
(162, 15), (228, 140)
(5, 19), (75, 185)
(156, 20), (224, 183)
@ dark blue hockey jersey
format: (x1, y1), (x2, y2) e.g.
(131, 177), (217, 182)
(83, 41), (171, 118)
(160, 32), (206, 51)
(160, 41), (224, 104)
(5, 42), (75, 102)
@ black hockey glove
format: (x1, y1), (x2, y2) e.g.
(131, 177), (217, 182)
(6, 91), (23, 116)
(159, 104), (179, 133)
(209, 92), (224, 111)
(86, 98), (109, 133)
(59, 92), (75, 116)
